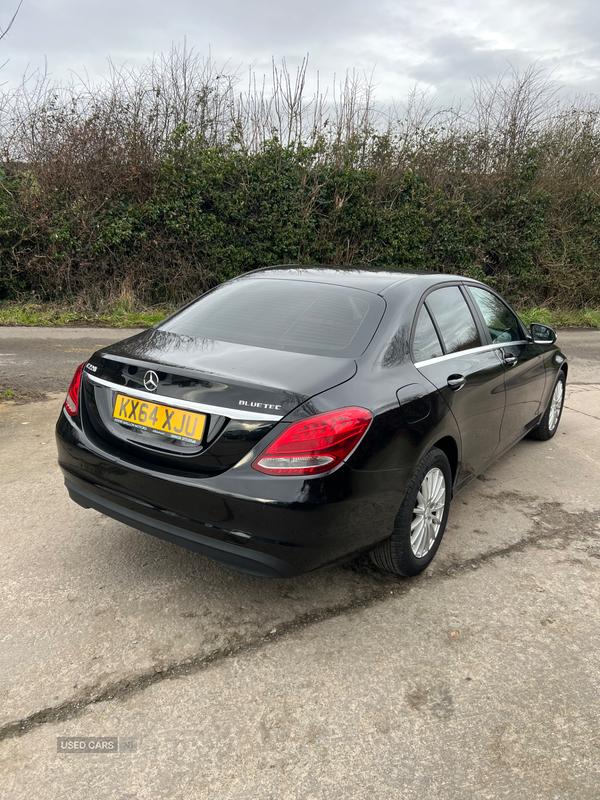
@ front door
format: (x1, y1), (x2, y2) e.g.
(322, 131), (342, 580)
(465, 286), (546, 449)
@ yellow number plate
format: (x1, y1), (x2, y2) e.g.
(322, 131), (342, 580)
(113, 394), (206, 444)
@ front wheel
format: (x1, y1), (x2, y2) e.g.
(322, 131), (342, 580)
(370, 447), (452, 577)
(528, 372), (566, 441)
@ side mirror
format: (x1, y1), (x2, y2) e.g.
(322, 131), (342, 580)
(530, 323), (556, 345)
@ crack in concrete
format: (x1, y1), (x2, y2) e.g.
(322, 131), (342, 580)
(563, 405), (600, 421)
(1, 499), (599, 745)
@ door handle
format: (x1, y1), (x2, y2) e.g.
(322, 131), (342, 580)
(502, 352), (518, 367)
(447, 374), (466, 391)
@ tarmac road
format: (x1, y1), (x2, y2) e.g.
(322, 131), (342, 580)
(0, 326), (599, 799)
(0, 327), (145, 399)
(0, 325), (598, 396)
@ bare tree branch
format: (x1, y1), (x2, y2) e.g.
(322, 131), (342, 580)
(0, 0), (22, 72)
(0, 0), (23, 43)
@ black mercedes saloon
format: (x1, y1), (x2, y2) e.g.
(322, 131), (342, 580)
(56, 267), (568, 578)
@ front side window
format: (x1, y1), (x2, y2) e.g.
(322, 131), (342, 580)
(426, 287), (482, 354)
(412, 306), (443, 362)
(467, 287), (522, 344)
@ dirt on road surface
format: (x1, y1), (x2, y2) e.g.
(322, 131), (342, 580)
(0, 326), (599, 799)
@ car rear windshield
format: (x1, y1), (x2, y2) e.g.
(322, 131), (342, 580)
(161, 278), (386, 358)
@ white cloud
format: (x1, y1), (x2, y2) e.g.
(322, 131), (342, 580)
(0, 0), (599, 106)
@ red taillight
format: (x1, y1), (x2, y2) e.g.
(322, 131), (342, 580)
(64, 363), (84, 417)
(252, 407), (372, 476)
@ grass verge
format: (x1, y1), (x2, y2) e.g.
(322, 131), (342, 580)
(0, 300), (599, 330)
(0, 301), (174, 328)
(517, 307), (600, 329)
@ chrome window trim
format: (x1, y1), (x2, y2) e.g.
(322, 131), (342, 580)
(414, 340), (528, 369)
(85, 373), (284, 422)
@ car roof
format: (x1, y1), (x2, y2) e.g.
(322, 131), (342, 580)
(237, 265), (474, 295)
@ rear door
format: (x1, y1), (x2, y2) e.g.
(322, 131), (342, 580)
(465, 285), (546, 448)
(412, 285), (506, 483)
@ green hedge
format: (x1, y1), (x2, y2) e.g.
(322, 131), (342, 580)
(1, 132), (599, 309)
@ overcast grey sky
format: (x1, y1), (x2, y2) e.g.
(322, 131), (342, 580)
(1, 0), (599, 106)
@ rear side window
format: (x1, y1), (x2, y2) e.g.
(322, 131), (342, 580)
(161, 279), (385, 358)
(467, 286), (522, 343)
(426, 287), (482, 354)
(412, 306), (443, 362)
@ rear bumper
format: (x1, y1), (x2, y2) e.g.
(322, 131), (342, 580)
(56, 411), (401, 577)
(64, 475), (300, 578)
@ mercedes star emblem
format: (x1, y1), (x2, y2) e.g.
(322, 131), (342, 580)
(143, 370), (159, 392)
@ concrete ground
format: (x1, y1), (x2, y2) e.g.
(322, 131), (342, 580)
(0, 327), (599, 799)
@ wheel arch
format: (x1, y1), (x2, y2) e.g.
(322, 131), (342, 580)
(559, 361), (568, 380)
(431, 435), (459, 486)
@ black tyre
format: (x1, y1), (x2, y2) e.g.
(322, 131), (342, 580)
(370, 447), (452, 577)
(528, 371), (566, 441)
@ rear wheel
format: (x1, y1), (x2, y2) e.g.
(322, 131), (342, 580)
(370, 447), (452, 577)
(528, 372), (565, 441)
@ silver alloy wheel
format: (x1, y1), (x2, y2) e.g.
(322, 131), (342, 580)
(410, 466), (446, 558)
(548, 379), (564, 431)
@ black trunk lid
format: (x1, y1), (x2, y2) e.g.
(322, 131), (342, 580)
(81, 328), (357, 476)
